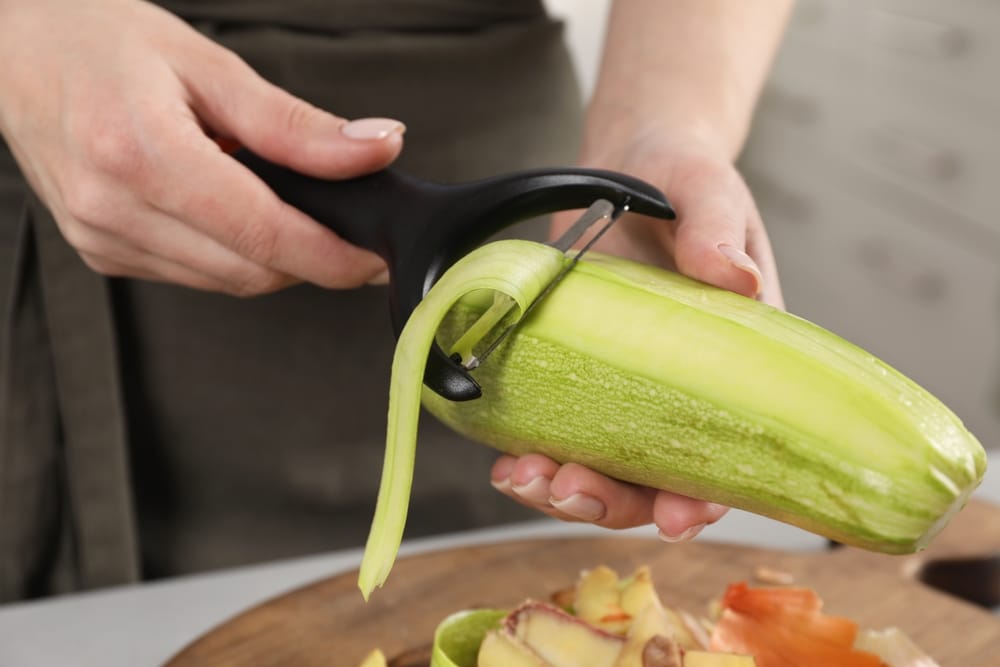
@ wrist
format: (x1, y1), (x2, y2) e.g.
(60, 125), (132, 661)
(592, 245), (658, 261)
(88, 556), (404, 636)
(577, 114), (734, 172)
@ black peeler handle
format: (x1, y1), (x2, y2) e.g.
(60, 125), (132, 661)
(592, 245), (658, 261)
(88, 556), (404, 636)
(235, 150), (675, 401)
(234, 152), (424, 258)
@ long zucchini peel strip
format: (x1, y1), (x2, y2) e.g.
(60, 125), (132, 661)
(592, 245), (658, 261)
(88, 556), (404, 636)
(357, 241), (566, 599)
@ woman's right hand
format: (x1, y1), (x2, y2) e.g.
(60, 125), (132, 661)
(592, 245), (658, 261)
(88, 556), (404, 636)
(0, 0), (404, 295)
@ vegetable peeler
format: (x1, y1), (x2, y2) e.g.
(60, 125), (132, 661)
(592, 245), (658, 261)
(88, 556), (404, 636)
(236, 151), (675, 401)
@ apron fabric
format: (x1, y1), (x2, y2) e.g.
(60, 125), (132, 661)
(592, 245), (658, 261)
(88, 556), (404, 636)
(0, 1), (582, 600)
(0, 165), (138, 600)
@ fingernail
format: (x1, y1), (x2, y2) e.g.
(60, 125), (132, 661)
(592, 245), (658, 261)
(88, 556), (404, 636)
(490, 476), (512, 493)
(718, 244), (763, 296)
(550, 493), (606, 521)
(511, 477), (551, 505)
(658, 522), (706, 543)
(705, 502), (728, 520)
(367, 268), (390, 286)
(341, 117), (406, 141)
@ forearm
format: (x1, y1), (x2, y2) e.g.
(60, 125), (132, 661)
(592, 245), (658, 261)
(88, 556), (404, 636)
(584, 0), (794, 162)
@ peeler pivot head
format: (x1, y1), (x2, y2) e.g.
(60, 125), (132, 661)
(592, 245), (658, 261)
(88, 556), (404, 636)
(409, 168), (675, 402)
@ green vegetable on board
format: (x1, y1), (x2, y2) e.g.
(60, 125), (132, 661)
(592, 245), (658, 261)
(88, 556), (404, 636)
(358, 239), (987, 600)
(431, 609), (507, 667)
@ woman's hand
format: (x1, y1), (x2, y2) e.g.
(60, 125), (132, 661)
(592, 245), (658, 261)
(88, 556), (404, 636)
(489, 0), (792, 541)
(561, 133), (784, 310)
(490, 132), (785, 541)
(0, 0), (404, 295)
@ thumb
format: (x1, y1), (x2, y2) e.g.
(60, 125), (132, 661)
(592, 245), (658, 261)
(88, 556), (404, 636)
(671, 196), (763, 300)
(178, 46), (404, 178)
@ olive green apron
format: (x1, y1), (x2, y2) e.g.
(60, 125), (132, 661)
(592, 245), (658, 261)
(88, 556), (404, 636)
(0, 1), (582, 600)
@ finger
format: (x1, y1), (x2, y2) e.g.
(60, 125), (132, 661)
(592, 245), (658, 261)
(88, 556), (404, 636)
(549, 463), (657, 528)
(489, 455), (518, 492)
(491, 454), (576, 520)
(652, 492), (729, 542)
(77, 247), (234, 293)
(57, 187), (299, 295)
(96, 202), (298, 295)
(669, 171), (763, 299)
(145, 134), (387, 288)
(175, 40), (404, 178)
(494, 455), (661, 528)
(507, 454), (560, 509)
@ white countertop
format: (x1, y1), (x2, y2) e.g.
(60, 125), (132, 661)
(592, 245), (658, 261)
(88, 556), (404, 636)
(1, 452), (996, 667)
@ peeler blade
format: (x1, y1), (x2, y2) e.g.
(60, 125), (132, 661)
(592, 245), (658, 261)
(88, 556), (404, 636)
(552, 199), (618, 252)
(456, 198), (627, 370)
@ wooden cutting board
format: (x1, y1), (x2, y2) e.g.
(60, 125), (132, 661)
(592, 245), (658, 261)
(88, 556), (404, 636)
(167, 500), (1000, 667)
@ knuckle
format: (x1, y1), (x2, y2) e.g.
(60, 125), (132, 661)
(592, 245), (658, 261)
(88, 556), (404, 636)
(56, 219), (91, 252)
(281, 97), (321, 136)
(79, 252), (120, 276)
(62, 178), (117, 228)
(209, 45), (250, 73)
(81, 120), (149, 181)
(228, 267), (286, 297)
(229, 219), (279, 267)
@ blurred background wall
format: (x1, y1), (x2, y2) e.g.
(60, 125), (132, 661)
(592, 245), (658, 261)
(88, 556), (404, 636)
(546, 0), (1000, 452)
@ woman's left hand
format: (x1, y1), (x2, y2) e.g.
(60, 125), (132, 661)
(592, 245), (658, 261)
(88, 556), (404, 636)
(489, 131), (784, 541)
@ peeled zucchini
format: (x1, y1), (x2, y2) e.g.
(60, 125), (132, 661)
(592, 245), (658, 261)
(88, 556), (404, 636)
(358, 240), (987, 599)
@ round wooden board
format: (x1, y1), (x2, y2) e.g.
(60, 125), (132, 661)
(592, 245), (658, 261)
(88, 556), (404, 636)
(168, 500), (1000, 667)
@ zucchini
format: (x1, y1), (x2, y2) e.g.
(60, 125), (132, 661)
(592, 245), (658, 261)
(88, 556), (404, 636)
(357, 240), (987, 599)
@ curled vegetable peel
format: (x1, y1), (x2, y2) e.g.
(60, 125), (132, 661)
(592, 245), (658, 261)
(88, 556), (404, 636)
(358, 241), (566, 599)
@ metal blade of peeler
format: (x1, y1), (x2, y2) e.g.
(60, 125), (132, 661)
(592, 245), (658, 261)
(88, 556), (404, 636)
(460, 198), (628, 370)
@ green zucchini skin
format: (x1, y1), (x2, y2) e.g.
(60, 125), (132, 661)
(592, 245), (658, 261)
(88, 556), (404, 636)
(424, 249), (987, 553)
